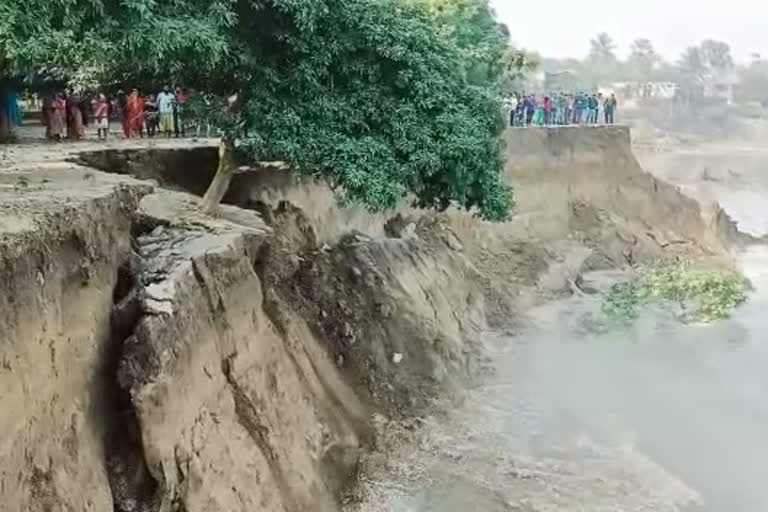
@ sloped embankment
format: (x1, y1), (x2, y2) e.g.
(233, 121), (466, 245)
(0, 166), (150, 511)
(1, 126), (749, 511)
(0, 164), (497, 511)
(503, 126), (748, 264)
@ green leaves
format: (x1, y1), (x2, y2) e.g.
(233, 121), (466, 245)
(601, 261), (748, 328)
(3, 0), (516, 220)
(225, 0), (513, 219)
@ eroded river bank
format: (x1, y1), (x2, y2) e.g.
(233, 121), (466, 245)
(349, 139), (768, 512)
(348, 245), (768, 512)
(0, 127), (761, 511)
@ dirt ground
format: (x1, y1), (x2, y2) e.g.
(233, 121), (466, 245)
(0, 120), (216, 171)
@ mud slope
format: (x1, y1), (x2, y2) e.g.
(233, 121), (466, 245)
(0, 166), (496, 511)
(111, 191), (366, 511)
(105, 189), (497, 512)
(0, 165), (150, 512)
(78, 126), (746, 271)
(2, 125), (749, 511)
(504, 126), (748, 262)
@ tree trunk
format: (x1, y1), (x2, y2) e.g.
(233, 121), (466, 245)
(0, 47), (11, 141)
(201, 137), (237, 215)
(0, 110), (10, 140)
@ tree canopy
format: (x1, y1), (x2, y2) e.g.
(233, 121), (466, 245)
(1, 0), (516, 221)
(530, 33), (743, 103)
(588, 33), (617, 64)
(628, 39), (661, 81)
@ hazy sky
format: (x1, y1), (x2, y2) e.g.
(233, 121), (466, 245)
(490, 0), (768, 63)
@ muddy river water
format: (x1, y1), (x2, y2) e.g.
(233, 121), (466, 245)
(349, 148), (768, 511)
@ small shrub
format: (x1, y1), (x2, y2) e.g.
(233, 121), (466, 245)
(601, 260), (747, 328)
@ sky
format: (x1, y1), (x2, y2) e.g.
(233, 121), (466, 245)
(489, 0), (768, 63)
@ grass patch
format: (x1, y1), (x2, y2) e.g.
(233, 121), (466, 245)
(601, 260), (748, 327)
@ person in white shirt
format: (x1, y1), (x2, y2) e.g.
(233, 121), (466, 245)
(502, 95), (519, 127)
(508, 95), (519, 126)
(156, 85), (176, 137)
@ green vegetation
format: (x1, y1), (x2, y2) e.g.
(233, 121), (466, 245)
(601, 261), (748, 327)
(1, 0), (521, 220)
(528, 34), (747, 103)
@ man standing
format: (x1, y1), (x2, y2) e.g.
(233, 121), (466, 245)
(91, 93), (110, 140)
(597, 93), (604, 124)
(525, 95), (536, 125)
(502, 95), (518, 127)
(156, 85), (176, 137)
(572, 93), (583, 124)
(174, 87), (188, 137)
(510, 94), (519, 127)
(588, 94), (598, 124)
(557, 94), (567, 124)
(604, 93), (617, 124)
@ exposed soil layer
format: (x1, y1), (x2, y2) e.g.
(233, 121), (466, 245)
(0, 165), (151, 512)
(0, 126), (750, 511)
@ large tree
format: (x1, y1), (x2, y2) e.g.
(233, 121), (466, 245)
(586, 32), (620, 86)
(628, 38), (661, 81)
(0, 0), (227, 136)
(700, 39), (734, 71)
(417, 0), (534, 92)
(0, 1), (86, 137)
(737, 54), (768, 103)
(2, 0), (514, 221)
(589, 32), (617, 64)
(676, 46), (708, 99)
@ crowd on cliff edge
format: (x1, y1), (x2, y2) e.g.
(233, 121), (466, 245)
(37, 85), (204, 141)
(503, 92), (618, 127)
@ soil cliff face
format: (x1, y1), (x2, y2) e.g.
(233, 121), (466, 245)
(0, 166), (150, 512)
(503, 126), (745, 263)
(111, 191), (373, 512)
(106, 190), (497, 512)
(2, 126), (747, 511)
(0, 165), (495, 512)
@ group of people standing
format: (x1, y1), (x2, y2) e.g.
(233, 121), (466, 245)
(41, 85), (189, 141)
(42, 92), (86, 140)
(503, 92), (618, 127)
(118, 85), (188, 140)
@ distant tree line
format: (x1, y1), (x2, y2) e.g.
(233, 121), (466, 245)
(524, 33), (768, 104)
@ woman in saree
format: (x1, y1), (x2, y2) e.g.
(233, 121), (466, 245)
(41, 95), (52, 138)
(124, 88), (145, 138)
(68, 91), (85, 139)
(49, 93), (67, 140)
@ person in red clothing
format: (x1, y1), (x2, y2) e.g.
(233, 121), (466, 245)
(124, 88), (145, 138)
(543, 95), (553, 125)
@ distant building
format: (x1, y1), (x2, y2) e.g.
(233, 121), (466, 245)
(598, 81), (679, 101)
(703, 69), (739, 104)
(543, 70), (577, 92)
